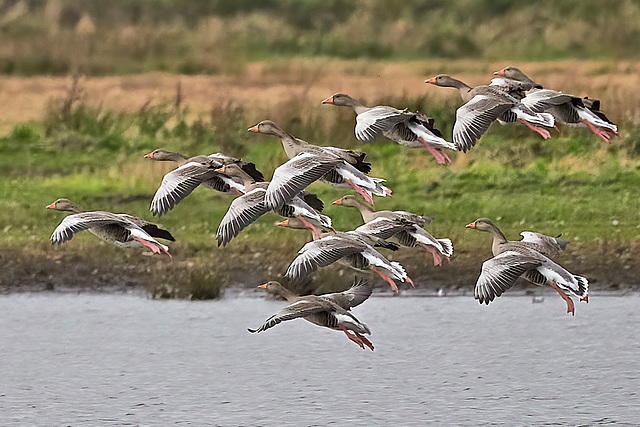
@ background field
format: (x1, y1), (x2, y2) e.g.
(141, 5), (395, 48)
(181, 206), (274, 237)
(1, 2), (639, 297)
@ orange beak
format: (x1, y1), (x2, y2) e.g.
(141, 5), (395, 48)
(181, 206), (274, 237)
(257, 283), (267, 289)
(493, 69), (505, 76)
(425, 77), (437, 84)
(321, 96), (334, 104)
(144, 152), (153, 158)
(276, 220), (289, 227)
(332, 198), (343, 205)
(215, 166), (226, 173)
(247, 124), (259, 132)
(465, 222), (476, 229)
(46, 202), (56, 209)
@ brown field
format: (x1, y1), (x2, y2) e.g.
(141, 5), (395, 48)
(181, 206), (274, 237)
(2, 59), (639, 133)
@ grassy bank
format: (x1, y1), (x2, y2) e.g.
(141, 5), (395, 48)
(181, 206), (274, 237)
(2, 63), (640, 297)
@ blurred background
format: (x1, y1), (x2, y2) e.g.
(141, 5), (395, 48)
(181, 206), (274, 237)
(2, 0), (640, 297)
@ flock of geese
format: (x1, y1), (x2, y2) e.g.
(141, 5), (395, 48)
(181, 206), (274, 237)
(47, 67), (615, 350)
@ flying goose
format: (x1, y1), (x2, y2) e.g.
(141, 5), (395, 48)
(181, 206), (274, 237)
(466, 218), (588, 315)
(321, 93), (457, 164)
(282, 223), (412, 293)
(425, 75), (555, 151)
(215, 164), (333, 247)
(249, 279), (374, 350)
(493, 66), (619, 142)
(144, 149), (264, 216)
(333, 195), (453, 266)
(47, 198), (173, 257)
(248, 120), (391, 204)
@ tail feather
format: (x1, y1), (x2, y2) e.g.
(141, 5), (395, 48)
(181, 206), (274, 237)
(572, 275), (589, 299)
(438, 238), (454, 257)
(318, 213), (332, 228)
(389, 261), (407, 281)
(407, 121), (457, 150)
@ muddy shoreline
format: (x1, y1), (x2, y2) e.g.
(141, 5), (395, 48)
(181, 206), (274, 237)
(2, 240), (638, 298)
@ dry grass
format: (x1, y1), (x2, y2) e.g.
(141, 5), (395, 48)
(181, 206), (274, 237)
(2, 58), (639, 134)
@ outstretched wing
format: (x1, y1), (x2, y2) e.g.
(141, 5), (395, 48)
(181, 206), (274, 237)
(453, 95), (512, 152)
(50, 211), (135, 244)
(150, 161), (219, 216)
(354, 217), (408, 240)
(216, 188), (270, 247)
(322, 278), (372, 310)
(285, 235), (365, 281)
(519, 231), (569, 257)
(355, 106), (413, 143)
(264, 153), (340, 210)
(247, 299), (330, 333)
(475, 251), (542, 305)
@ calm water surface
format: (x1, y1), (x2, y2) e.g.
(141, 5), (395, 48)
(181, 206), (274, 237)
(0, 291), (638, 426)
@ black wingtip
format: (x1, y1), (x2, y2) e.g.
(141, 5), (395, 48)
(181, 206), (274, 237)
(141, 224), (176, 241)
(247, 328), (258, 333)
(301, 193), (324, 212)
(240, 162), (265, 183)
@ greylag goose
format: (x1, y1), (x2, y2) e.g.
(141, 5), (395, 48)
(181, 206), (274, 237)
(493, 66), (619, 142)
(333, 195), (453, 266)
(321, 93), (457, 164)
(215, 164), (333, 246)
(282, 221), (412, 293)
(249, 279), (374, 350)
(248, 120), (391, 204)
(466, 218), (588, 315)
(144, 149), (264, 216)
(425, 75), (555, 151)
(46, 198), (173, 257)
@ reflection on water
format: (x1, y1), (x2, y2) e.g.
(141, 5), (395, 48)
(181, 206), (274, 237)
(0, 292), (639, 426)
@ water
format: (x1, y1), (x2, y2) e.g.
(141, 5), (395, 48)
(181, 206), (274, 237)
(0, 291), (638, 426)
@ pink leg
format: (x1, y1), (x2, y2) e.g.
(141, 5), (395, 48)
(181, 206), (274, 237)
(371, 267), (398, 293)
(439, 150), (453, 165)
(582, 119), (611, 142)
(406, 276), (415, 288)
(549, 281), (575, 315)
(519, 119), (551, 139)
(418, 244), (444, 266)
(339, 325), (365, 349)
(355, 332), (374, 351)
(132, 236), (172, 259)
(345, 179), (374, 204)
(418, 137), (450, 165)
(581, 294), (589, 303)
(421, 142), (447, 165)
(296, 215), (322, 240)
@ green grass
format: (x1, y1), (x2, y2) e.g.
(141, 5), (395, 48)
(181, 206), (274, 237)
(2, 91), (639, 296)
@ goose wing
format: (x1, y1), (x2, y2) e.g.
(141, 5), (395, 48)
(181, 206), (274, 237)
(50, 211), (138, 244)
(355, 106), (414, 143)
(216, 187), (270, 247)
(322, 278), (372, 309)
(453, 95), (513, 152)
(248, 297), (336, 333)
(519, 232), (569, 257)
(354, 217), (408, 240)
(150, 161), (219, 216)
(285, 235), (366, 281)
(265, 153), (341, 210)
(475, 250), (542, 304)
